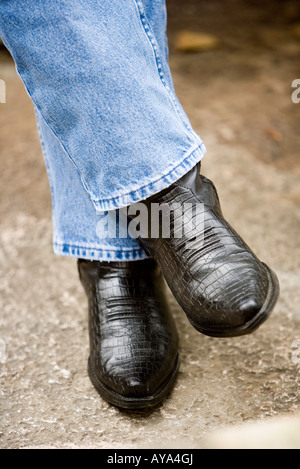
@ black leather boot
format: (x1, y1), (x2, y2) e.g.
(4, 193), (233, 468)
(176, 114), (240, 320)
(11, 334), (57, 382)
(78, 258), (179, 410)
(129, 164), (279, 338)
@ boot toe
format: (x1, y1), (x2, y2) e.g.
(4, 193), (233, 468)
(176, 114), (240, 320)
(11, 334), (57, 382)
(185, 263), (279, 337)
(89, 350), (180, 409)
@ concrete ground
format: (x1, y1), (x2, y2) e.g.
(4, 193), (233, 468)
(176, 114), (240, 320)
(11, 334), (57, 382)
(1, 0), (300, 449)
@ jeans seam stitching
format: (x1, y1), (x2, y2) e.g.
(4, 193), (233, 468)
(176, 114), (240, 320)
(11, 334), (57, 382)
(30, 101), (95, 200)
(133, 0), (199, 137)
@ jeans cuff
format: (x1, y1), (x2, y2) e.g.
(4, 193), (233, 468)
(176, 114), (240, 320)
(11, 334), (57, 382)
(53, 242), (150, 262)
(91, 142), (206, 212)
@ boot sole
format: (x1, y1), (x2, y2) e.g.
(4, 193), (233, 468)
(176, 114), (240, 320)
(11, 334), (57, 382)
(188, 263), (280, 338)
(88, 353), (180, 410)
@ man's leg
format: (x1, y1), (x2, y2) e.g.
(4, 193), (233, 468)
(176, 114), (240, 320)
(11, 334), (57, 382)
(0, 0), (206, 213)
(1, 1), (188, 409)
(33, 106), (180, 410)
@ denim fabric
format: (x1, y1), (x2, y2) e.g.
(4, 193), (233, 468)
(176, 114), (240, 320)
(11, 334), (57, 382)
(0, 0), (206, 261)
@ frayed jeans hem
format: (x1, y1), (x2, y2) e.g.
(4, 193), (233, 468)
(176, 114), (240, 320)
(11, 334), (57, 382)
(53, 242), (150, 262)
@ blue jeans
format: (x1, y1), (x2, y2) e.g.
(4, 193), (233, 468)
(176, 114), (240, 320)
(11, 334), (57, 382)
(0, 0), (206, 261)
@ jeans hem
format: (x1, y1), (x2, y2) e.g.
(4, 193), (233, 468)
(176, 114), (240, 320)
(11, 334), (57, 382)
(92, 141), (206, 212)
(53, 242), (150, 262)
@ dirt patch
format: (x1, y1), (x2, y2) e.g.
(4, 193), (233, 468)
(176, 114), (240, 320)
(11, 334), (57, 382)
(167, 0), (300, 174)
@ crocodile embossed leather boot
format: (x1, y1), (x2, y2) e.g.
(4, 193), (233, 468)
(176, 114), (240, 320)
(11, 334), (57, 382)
(129, 163), (279, 338)
(78, 258), (180, 410)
